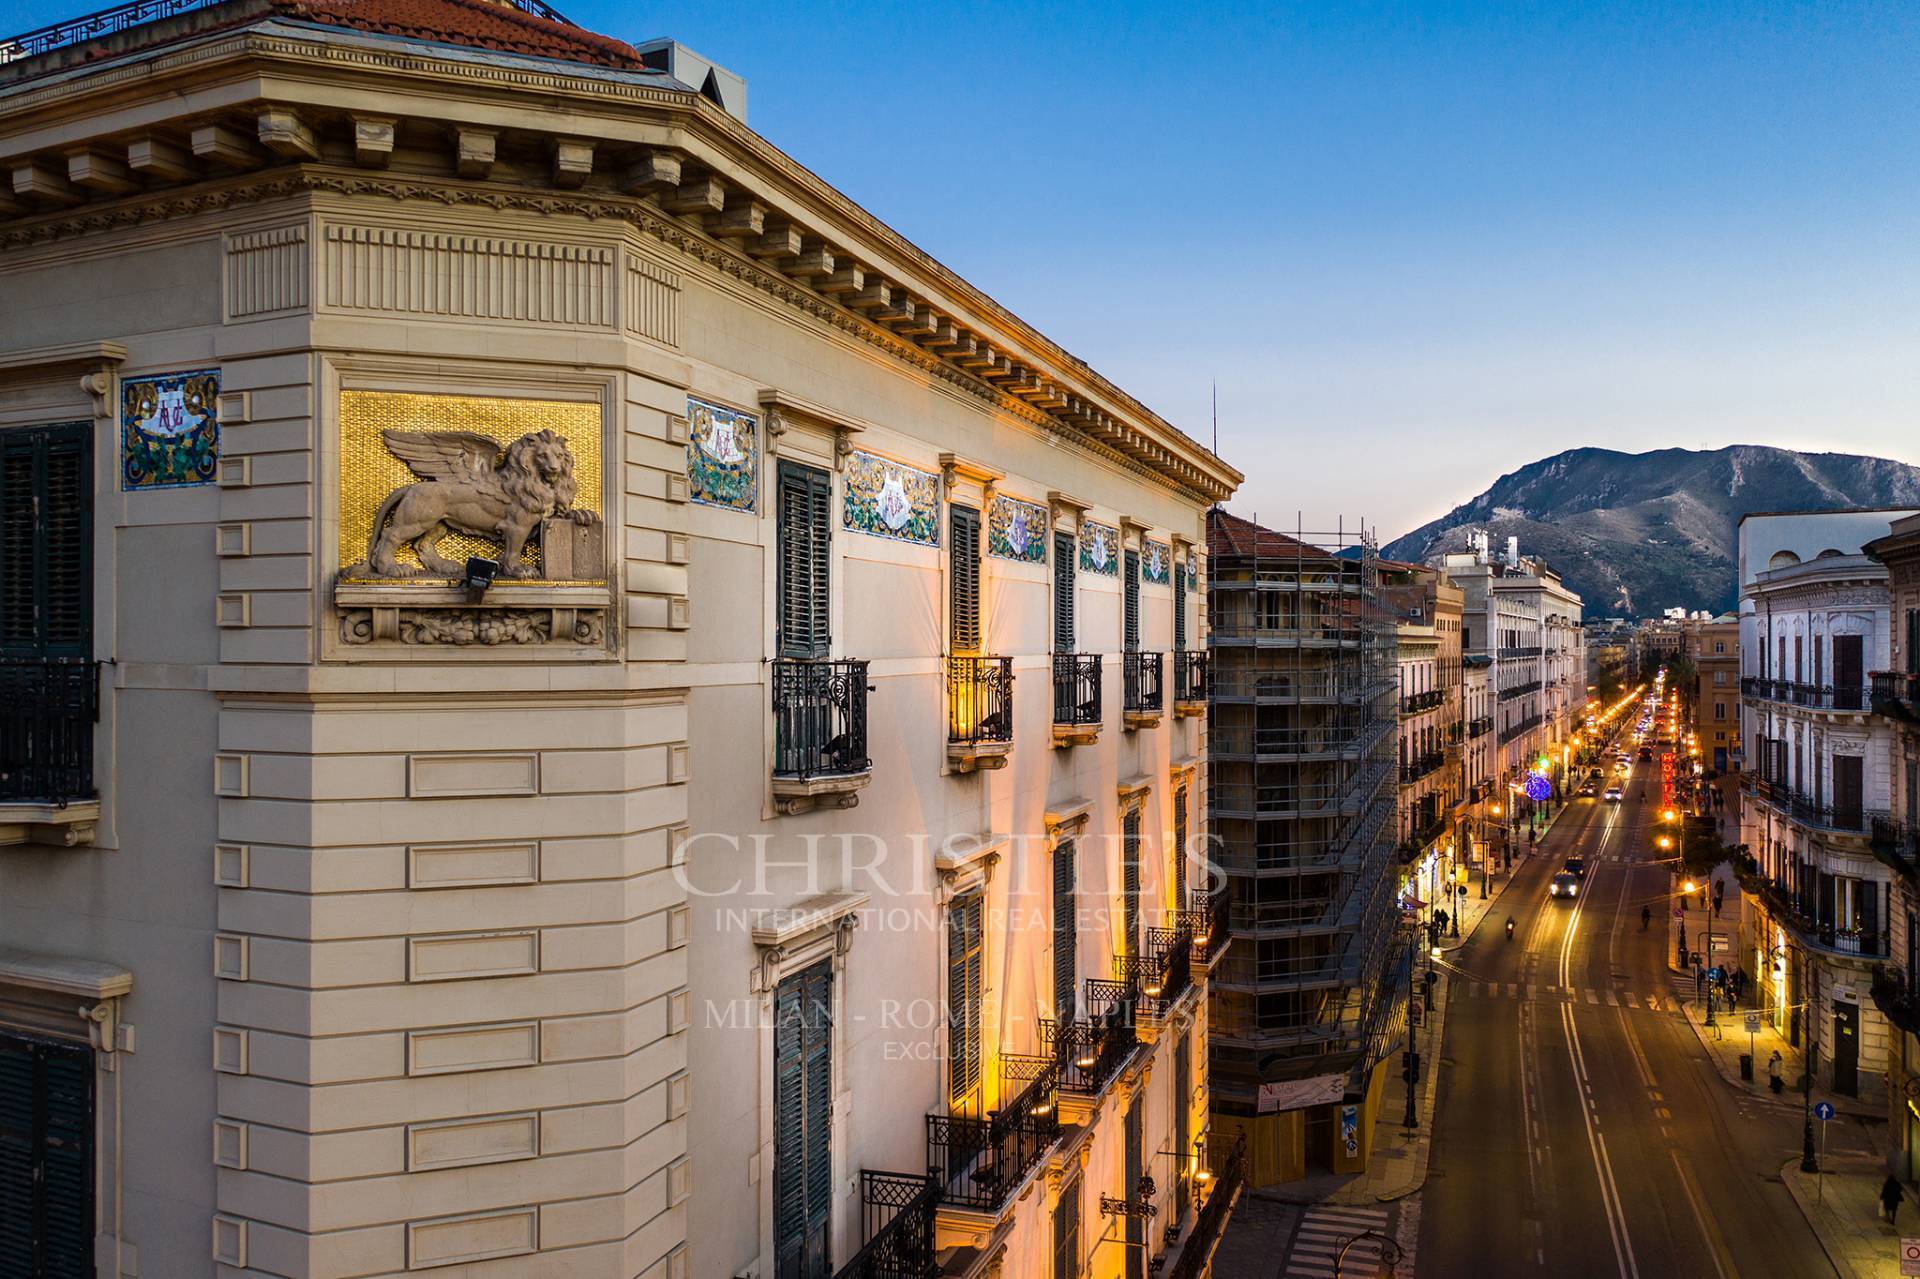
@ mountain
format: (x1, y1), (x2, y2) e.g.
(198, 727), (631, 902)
(1379, 446), (1920, 618)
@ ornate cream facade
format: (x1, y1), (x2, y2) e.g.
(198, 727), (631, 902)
(0, 3), (1240, 1277)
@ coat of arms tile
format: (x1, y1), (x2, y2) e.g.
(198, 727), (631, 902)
(1142, 539), (1173, 586)
(1079, 521), (1119, 576)
(686, 397), (757, 511)
(844, 449), (939, 546)
(987, 495), (1048, 563)
(122, 369), (219, 490)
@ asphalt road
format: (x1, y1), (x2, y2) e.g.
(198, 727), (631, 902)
(1418, 754), (1863, 1279)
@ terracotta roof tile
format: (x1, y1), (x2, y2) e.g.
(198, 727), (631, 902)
(276, 0), (646, 69)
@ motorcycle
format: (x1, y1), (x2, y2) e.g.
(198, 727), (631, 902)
(1505, 917), (1516, 941)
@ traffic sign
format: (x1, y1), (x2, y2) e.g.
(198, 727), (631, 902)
(1814, 1101), (1836, 1122)
(1744, 1011), (1762, 1035)
(1901, 1237), (1920, 1277)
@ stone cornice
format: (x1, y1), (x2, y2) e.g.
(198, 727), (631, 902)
(0, 21), (1239, 504)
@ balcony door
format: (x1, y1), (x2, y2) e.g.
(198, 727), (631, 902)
(773, 961), (833, 1279)
(0, 1031), (96, 1279)
(1122, 809), (1142, 960)
(1124, 549), (1140, 651)
(1834, 634), (1864, 709)
(950, 504), (980, 654)
(948, 892), (984, 1114)
(1053, 841), (1078, 1022)
(1834, 754), (1864, 831)
(1124, 1095), (1145, 1279)
(776, 460), (832, 659)
(1053, 531), (1075, 652)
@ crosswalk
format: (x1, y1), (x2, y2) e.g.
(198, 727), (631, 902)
(1461, 980), (1681, 1012)
(1283, 1203), (1406, 1278)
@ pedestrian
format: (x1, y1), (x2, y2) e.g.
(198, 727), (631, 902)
(1882, 1175), (1905, 1226)
(1713, 888), (1723, 918)
(1768, 1050), (1783, 1094)
(1694, 963), (1705, 999)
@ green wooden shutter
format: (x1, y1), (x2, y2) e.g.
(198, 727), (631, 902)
(1173, 787), (1188, 912)
(0, 423), (92, 658)
(951, 505), (981, 653)
(1173, 1031), (1191, 1220)
(773, 961), (833, 1279)
(1053, 840), (1078, 1021)
(1173, 557), (1186, 652)
(1052, 1175), (1081, 1279)
(1122, 810), (1141, 959)
(1123, 550), (1140, 651)
(1124, 1095), (1144, 1279)
(948, 893), (984, 1109)
(777, 461), (832, 659)
(0, 1032), (94, 1279)
(1053, 531), (1075, 651)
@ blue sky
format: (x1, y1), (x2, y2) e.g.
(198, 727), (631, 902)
(5, 0), (1915, 536)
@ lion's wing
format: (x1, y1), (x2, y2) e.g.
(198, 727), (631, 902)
(382, 430), (501, 483)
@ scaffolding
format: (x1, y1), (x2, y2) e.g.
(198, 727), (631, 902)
(1204, 510), (1401, 1113)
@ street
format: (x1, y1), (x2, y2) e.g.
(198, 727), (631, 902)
(1417, 758), (1875, 1278)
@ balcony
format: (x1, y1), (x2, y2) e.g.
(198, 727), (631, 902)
(1500, 646), (1543, 659)
(1401, 811), (1447, 859)
(1742, 676), (1868, 713)
(1466, 716), (1493, 738)
(1745, 781), (1879, 838)
(0, 656), (101, 847)
(1871, 816), (1920, 880)
(946, 655), (1013, 773)
(1173, 649), (1208, 717)
(1499, 713), (1544, 744)
(1047, 992), (1139, 1099)
(1498, 680), (1542, 702)
(1872, 967), (1920, 1040)
(771, 659), (872, 815)
(1124, 650), (1165, 729)
(1051, 652), (1102, 746)
(833, 1171), (939, 1279)
(925, 1062), (1059, 1214)
(1177, 887), (1233, 967)
(1748, 876), (1890, 960)
(1165, 1131), (1248, 1279)
(1873, 672), (1920, 723)
(1112, 924), (1196, 1020)
(1400, 688), (1444, 715)
(1400, 751), (1443, 785)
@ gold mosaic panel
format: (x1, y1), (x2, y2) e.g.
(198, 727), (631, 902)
(338, 390), (603, 579)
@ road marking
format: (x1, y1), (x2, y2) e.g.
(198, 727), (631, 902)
(1668, 1148), (1737, 1279)
(1562, 1001), (1642, 1279)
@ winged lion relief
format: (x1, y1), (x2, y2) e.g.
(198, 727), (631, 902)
(350, 428), (600, 579)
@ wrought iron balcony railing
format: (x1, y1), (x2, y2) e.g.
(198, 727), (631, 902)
(1498, 680), (1543, 702)
(1401, 689), (1445, 714)
(1466, 716), (1493, 738)
(1500, 646), (1543, 659)
(0, 657), (99, 805)
(1871, 816), (1920, 879)
(1748, 875), (1890, 958)
(1742, 676), (1868, 712)
(1174, 649), (1209, 703)
(1499, 713), (1544, 744)
(1052, 653), (1102, 727)
(1046, 997), (1138, 1097)
(1124, 651), (1165, 714)
(925, 1061), (1059, 1212)
(1873, 966), (1920, 1040)
(946, 655), (1013, 747)
(1400, 752), (1444, 784)
(1108, 927), (1195, 1022)
(1873, 671), (1920, 722)
(833, 1171), (939, 1279)
(771, 658), (872, 780)
(1165, 1131), (1248, 1279)
(1176, 887), (1233, 965)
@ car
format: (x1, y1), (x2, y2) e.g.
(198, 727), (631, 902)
(1578, 779), (1599, 797)
(1604, 785), (1624, 802)
(1563, 856), (1587, 878)
(1549, 873), (1581, 899)
(1639, 747), (1653, 761)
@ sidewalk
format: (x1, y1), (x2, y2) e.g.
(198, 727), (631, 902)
(1782, 1157), (1906, 1279)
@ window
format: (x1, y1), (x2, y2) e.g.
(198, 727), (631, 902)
(1123, 548), (1140, 651)
(950, 505), (980, 653)
(1122, 809), (1142, 959)
(948, 892), (984, 1110)
(1053, 531), (1075, 651)
(1173, 555), (1187, 652)
(0, 1031), (95, 1279)
(1053, 841), (1077, 1022)
(1715, 702), (1725, 720)
(1172, 787), (1189, 912)
(1714, 671), (1727, 686)
(1052, 1175), (1081, 1279)
(1124, 1095), (1145, 1279)
(776, 461), (832, 659)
